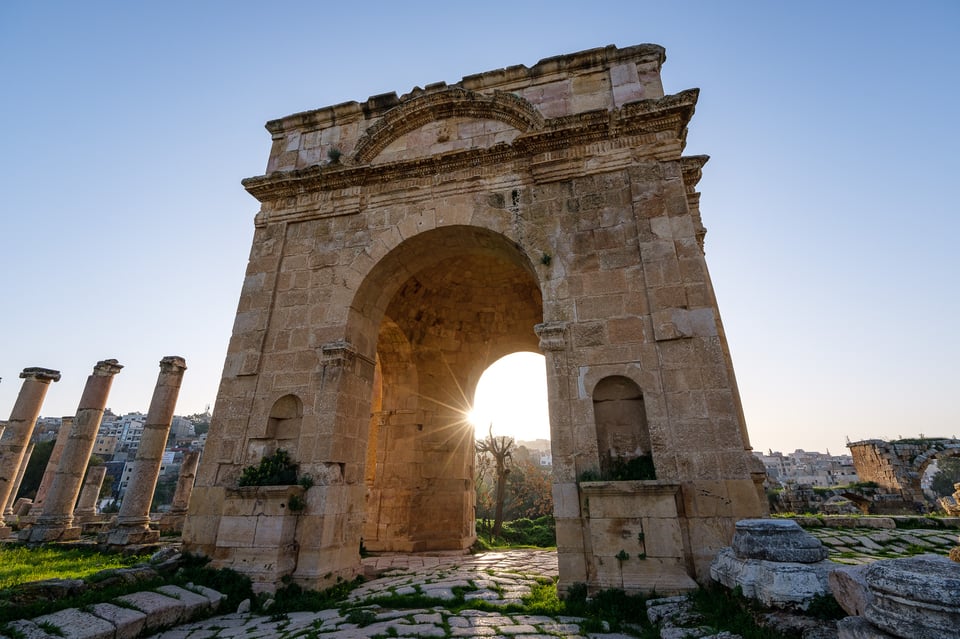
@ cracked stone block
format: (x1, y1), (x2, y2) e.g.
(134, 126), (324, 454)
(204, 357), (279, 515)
(115, 591), (185, 631)
(157, 584), (214, 619)
(88, 602), (147, 639)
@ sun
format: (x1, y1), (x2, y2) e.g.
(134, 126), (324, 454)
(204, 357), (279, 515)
(470, 352), (550, 442)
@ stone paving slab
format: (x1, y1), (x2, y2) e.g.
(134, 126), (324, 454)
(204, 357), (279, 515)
(31, 609), (115, 639)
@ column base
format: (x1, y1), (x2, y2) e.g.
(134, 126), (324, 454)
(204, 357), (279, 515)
(0, 525), (12, 539)
(100, 525), (160, 547)
(20, 524), (82, 542)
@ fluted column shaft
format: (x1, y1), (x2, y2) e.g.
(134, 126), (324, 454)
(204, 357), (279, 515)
(0, 368), (60, 533)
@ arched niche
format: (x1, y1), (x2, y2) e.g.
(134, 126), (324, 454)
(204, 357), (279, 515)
(246, 394), (304, 464)
(592, 376), (653, 479)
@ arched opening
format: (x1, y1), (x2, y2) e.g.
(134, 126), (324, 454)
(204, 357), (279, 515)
(470, 352), (549, 441)
(592, 376), (654, 480)
(354, 226), (544, 553)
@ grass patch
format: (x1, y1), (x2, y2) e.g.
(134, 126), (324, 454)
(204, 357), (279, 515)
(474, 516), (556, 549)
(688, 586), (781, 639)
(0, 545), (147, 590)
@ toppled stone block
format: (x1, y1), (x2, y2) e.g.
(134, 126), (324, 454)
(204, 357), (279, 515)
(6, 578), (85, 605)
(732, 519), (829, 563)
(711, 547), (831, 610)
(863, 554), (960, 639)
(32, 609), (114, 639)
(829, 564), (873, 616)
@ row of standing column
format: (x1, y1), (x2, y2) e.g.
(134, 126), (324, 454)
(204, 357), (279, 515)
(0, 357), (192, 545)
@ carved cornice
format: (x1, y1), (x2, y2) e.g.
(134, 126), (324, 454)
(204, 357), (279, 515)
(353, 87), (544, 163)
(535, 322), (568, 352)
(680, 155), (709, 192)
(243, 90), (700, 207)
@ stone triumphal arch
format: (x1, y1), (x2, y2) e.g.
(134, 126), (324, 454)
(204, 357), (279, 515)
(183, 44), (767, 594)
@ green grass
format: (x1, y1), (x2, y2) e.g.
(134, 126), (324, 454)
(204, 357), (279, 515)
(0, 545), (147, 590)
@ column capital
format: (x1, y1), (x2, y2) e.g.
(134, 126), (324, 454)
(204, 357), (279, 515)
(20, 367), (61, 383)
(159, 356), (188, 373)
(93, 359), (124, 376)
(535, 322), (568, 352)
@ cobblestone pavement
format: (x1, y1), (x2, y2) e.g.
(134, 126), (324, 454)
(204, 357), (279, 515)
(153, 550), (632, 639)
(151, 526), (959, 639)
(806, 525), (958, 565)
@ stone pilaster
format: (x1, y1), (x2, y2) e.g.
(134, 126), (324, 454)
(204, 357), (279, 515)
(104, 356), (186, 546)
(5, 442), (35, 516)
(0, 367), (61, 537)
(73, 465), (107, 524)
(32, 416), (73, 513)
(22, 360), (121, 542)
(159, 449), (200, 533)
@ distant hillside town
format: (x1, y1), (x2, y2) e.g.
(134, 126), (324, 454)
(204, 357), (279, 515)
(21, 409), (211, 510)
(753, 449), (859, 488)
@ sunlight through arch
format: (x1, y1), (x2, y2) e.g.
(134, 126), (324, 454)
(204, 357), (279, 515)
(470, 352), (550, 442)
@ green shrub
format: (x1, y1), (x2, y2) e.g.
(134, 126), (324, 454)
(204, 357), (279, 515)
(238, 450), (298, 487)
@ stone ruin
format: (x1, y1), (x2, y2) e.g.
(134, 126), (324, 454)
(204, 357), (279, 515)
(0, 357), (197, 546)
(849, 438), (960, 514)
(709, 519), (960, 639)
(181, 44), (767, 594)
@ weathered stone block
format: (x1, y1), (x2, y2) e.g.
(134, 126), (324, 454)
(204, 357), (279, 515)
(30, 609), (115, 639)
(115, 591), (184, 632)
(731, 519), (829, 563)
(87, 603), (146, 639)
(863, 554), (960, 639)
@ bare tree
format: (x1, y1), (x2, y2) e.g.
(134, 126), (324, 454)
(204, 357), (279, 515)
(476, 424), (514, 537)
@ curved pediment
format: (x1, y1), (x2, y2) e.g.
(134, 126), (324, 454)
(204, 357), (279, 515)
(354, 87), (544, 164)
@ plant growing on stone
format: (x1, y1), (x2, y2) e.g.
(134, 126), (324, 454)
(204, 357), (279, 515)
(238, 450), (298, 487)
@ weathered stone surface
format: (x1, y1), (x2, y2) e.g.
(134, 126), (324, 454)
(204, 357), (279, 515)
(711, 547), (831, 610)
(863, 554), (960, 639)
(4, 619), (58, 639)
(87, 603), (147, 639)
(32, 609), (115, 639)
(156, 584), (213, 620)
(829, 565), (873, 616)
(6, 578), (85, 605)
(115, 591), (184, 631)
(837, 616), (897, 639)
(731, 519), (828, 563)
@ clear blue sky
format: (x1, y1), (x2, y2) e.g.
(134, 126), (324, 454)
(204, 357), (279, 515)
(2, 2), (957, 455)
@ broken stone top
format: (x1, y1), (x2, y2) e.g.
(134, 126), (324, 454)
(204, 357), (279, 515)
(266, 44), (666, 134)
(93, 359), (123, 376)
(252, 43), (681, 180)
(731, 519), (829, 563)
(159, 356), (187, 372)
(19, 367), (61, 382)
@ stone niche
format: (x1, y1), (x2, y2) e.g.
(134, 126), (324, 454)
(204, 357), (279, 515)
(579, 481), (697, 594)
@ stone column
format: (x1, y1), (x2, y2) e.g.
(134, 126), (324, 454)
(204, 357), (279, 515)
(104, 356), (186, 546)
(5, 442), (35, 516)
(0, 368), (61, 536)
(159, 449), (200, 533)
(22, 360), (121, 542)
(32, 416), (74, 513)
(73, 466), (107, 524)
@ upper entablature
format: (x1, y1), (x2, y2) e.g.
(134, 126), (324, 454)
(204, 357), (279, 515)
(262, 44), (666, 174)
